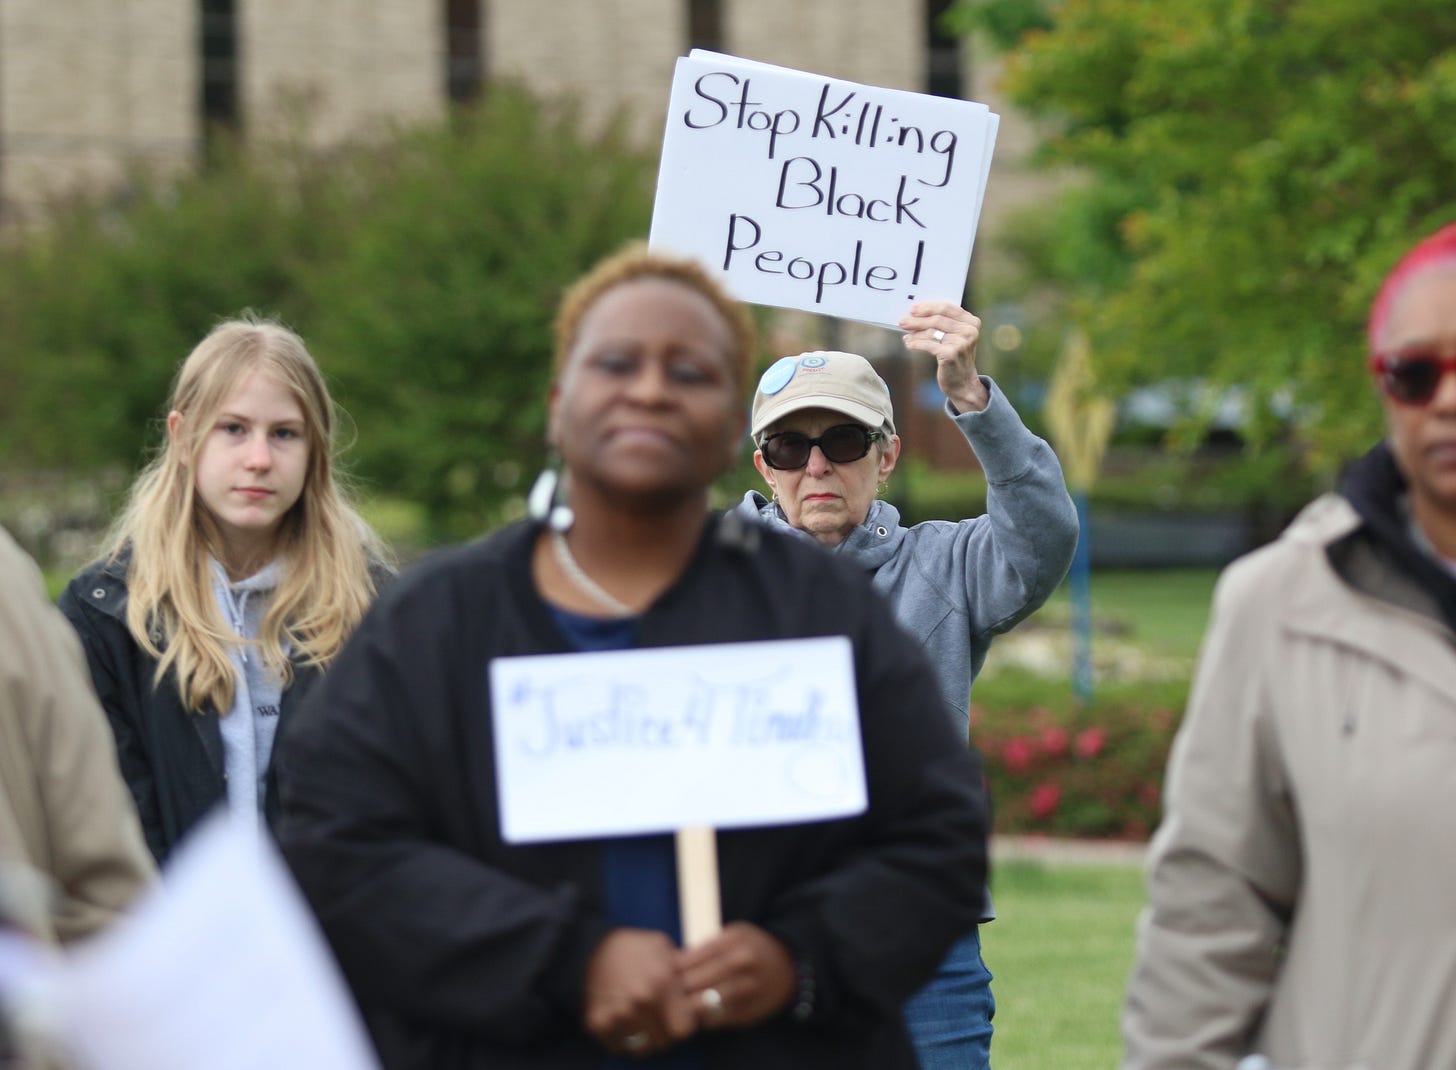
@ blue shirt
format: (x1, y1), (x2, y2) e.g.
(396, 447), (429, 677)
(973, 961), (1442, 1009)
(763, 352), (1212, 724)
(549, 607), (703, 1070)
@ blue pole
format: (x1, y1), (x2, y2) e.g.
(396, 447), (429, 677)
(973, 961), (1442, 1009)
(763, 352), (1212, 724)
(1070, 491), (1094, 703)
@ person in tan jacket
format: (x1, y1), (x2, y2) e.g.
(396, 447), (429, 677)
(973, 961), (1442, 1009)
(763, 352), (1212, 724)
(0, 525), (154, 946)
(1123, 222), (1456, 1070)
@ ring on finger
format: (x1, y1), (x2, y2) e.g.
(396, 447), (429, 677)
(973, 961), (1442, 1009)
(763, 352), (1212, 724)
(699, 985), (725, 1022)
(622, 1031), (650, 1053)
(931, 328), (946, 342)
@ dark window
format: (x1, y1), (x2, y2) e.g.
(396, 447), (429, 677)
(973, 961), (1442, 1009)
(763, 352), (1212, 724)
(446, 0), (484, 104)
(200, 0), (239, 153)
(687, 0), (723, 52)
(926, 0), (961, 99)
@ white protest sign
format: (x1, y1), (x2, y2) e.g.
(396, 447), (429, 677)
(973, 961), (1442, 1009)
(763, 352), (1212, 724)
(649, 50), (999, 328)
(489, 636), (865, 843)
(46, 815), (380, 1070)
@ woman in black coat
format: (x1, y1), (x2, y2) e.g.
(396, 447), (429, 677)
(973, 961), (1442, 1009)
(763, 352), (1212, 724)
(276, 245), (988, 1069)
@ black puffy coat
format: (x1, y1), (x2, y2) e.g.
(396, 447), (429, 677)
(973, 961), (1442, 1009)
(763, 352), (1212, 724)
(277, 515), (989, 1070)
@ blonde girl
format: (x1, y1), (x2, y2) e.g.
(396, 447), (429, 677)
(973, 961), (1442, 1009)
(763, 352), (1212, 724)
(59, 316), (388, 863)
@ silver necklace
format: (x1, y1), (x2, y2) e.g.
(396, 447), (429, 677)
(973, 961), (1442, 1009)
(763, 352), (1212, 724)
(550, 531), (635, 617)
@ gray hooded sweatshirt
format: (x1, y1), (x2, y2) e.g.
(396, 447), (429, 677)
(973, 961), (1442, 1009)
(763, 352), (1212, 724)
(736, 376), (1078, 741)
(209, 559), (286, 827)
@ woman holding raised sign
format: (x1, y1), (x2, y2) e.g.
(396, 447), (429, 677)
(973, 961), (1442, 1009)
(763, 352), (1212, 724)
(736, 308), (1079, 1070)
(277, 245), (988, 1069)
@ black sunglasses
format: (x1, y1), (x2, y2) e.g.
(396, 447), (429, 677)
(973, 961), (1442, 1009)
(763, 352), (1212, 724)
(1369, 350), (1456, 406)
(759, 424), (883, 470)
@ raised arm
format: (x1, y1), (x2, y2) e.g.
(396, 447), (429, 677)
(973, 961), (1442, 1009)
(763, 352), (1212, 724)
(901, 301), (1079, 635)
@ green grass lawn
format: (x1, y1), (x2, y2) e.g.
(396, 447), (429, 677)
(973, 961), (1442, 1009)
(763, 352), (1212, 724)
(973, 567), (1218, 710)
(984, 859), (1145, 1070)
(43, 568), (69, 601)
(1038, 568), (1220, 660)
(971, 573), (1207, 1069)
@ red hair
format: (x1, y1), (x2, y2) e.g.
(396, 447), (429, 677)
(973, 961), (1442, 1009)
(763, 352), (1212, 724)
(1368, 222), (1456, 349)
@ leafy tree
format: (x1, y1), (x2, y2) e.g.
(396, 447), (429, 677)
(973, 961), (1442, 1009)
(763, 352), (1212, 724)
(301, 92), (655, 540)
(950, 0), (1456, 465)
(0, 136), (323, 475)
(0, 84), (657, 539)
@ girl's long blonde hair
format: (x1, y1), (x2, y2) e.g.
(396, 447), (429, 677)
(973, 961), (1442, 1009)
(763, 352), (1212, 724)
(103, 315), (385, 714)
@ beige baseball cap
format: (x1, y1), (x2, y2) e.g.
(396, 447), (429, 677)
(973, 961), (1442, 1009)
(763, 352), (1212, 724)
(750, 351), (896, 438)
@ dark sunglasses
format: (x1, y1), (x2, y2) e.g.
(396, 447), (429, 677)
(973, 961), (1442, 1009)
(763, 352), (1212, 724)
(760, 424), (883, 470)
(1368, 350), (1456, 405)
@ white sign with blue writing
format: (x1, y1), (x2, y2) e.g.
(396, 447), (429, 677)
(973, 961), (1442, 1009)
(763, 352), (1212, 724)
(649, 50), (999, 328)
(489, 636), (866, 843)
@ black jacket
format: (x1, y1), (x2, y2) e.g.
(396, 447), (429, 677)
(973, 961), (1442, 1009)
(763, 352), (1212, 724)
(1335, 440), (1456, 632)
(56, 555), (364, 864)
(277, 515), (989, 1070)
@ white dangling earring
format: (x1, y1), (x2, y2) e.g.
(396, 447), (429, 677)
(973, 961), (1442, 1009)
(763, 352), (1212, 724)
(527, 465), (574, 533)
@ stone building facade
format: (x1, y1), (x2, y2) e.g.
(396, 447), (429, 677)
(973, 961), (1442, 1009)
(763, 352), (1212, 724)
(0, 0), (1059, 464)
(0, 0), (443, 215)
(0, 1), (1050, 229)
(0, 0), (196, 212)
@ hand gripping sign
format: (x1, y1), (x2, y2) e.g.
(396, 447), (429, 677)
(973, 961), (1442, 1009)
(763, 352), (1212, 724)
(650, 51), (999, 329)
(489, 636), (865, 944)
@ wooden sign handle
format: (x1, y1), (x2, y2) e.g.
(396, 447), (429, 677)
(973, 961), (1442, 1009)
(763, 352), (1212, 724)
(675, 826), (721, 947)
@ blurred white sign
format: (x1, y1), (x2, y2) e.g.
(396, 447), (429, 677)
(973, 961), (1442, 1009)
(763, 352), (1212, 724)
(27, 815), (381, 1070)
(650, 50), (999, 328)
(490, 636), (866, 842)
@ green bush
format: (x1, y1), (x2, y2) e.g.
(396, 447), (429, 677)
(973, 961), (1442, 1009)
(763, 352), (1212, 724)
(0, 137), (319, 474)
(972, 674), (1188, 840)
(893, 439), (1320, 533)
(0, 83), (659, 543)
(893, 458), (988, 521)
(301, 92), (658, 541)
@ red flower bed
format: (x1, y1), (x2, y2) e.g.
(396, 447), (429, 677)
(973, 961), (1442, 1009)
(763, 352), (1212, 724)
(972, 694), (1183, 841)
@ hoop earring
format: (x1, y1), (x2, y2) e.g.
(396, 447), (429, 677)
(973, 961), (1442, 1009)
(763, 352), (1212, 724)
(876, 481), (888, 497)
(527, 464), (574, 533)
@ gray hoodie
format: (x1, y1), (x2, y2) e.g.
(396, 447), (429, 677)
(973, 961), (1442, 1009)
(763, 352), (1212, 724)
(209, 559), (286, 827)
(737, 377), (1078, 740)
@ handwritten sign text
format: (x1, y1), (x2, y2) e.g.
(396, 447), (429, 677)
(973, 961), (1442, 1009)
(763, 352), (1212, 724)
(650, 52), (999, 328)
(489, 636), (866, 842)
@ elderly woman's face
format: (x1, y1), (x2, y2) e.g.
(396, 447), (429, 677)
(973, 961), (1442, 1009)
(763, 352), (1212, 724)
(1377, 266), (1456, 520)
(549, 277), (742, 507)
(753, 407), (900, 546)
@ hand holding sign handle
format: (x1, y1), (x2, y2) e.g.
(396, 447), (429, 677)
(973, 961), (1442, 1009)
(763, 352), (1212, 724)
(675, 825), (722, 946)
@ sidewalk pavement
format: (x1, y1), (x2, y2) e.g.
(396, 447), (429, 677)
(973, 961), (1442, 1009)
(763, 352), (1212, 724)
(992, 834), (1147, 868)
